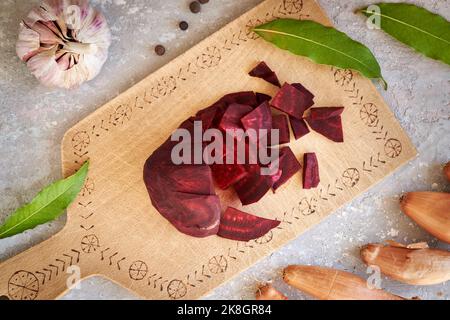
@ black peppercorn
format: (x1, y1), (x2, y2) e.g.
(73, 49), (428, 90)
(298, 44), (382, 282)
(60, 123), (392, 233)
(189, 1), (201, 14)
(199, 0), (209, 4)
(179, 21), (189, 31)
(155, 45), (166, 56)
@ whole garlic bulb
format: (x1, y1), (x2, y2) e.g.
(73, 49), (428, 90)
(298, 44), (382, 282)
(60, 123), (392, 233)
(16, 0), (111, 89)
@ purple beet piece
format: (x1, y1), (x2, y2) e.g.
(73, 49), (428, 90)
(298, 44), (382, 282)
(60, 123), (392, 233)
(166, 192), (221, 237)
(249, 61), (281, 87)
(217, 207), (280, 242)
(233, 164), (274, 205)
(219, 103), (253, 131)
(256, 92), (272, 104)
(270, 114), (290, 145)
(240, 101), (272, 133)
(272, 147), (302, 191)
(217, 91), (258, 107)
(195, 105), (220, 131)
(163, 164), (215, 195)
(305, 107), (344, 142)
(309, 107), (344, 120)
(291, 83), (314, 105)
(144, 160), (221, 238)
(143, 117), (221, 238)
(210, 163), (248, 190)
(271, 83), (314, 119)
(303, 153), (320, 189)
(290, 116), (310, 140)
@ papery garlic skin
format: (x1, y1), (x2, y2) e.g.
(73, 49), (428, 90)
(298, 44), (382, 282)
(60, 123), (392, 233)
(16, 0), (111, 89)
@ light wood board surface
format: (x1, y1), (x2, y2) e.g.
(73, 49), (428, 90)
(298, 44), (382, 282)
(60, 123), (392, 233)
(0, 0), (416, 300)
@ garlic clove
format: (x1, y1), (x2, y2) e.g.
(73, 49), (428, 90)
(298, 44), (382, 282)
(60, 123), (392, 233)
(400, 192), (450, 243)
(31, 21), (64, 45)
(27, 47), (63, 87)
(444, 162), (450, 182)
(16, 24), (41, 61)
(283, 265), (404, 300)
(255, 284), (288, 300)
(361, 243), (450, 285)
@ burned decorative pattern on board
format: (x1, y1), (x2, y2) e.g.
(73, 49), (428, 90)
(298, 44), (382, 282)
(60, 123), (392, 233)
(129, 260), (148, 280)
(8, 271), (39, 300)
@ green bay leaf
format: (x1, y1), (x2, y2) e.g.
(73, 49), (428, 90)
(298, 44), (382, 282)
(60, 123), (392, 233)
(0, 161), (89, 239)
(359, 3), (450, 66)
(253, 19), (386, 89)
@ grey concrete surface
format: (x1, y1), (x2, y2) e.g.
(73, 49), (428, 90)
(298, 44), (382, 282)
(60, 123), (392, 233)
(0, 0), (449, 300)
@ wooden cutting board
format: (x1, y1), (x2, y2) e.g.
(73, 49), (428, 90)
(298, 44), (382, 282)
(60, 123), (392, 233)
(0, 0), (416, 300)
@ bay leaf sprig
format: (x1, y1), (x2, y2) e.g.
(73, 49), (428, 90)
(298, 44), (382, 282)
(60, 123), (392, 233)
(358, 3), (450, 66)
(253, 19), (387, 89)
(0, 161), (89, 239)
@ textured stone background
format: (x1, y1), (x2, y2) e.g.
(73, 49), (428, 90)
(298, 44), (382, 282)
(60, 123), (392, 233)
(0, 0), (449, 300)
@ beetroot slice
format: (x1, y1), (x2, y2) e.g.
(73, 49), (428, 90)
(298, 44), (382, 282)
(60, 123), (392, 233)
(309, 107), (344, 120)
(162, 164), (215, 195)
(218, 103), (253, 131)
(271, 83), (314, 119)
(305, 107), (344, 142)
(217, 207), (280, 241)
(210, 163), (248, 190)
(240, 101), (272, 133)
(272, 147), (302, 191)
(144, 160), (221, 237)
(249, 61), (281, 87)
(218, 91), (258, 108)
(270, 114), (290, 145)
(233, 164), (274, 205)
(303, 153), (320, 189)
(290, 116), (310, 140)
(291, 83), (314, 105)
(256, 92), (272, 104)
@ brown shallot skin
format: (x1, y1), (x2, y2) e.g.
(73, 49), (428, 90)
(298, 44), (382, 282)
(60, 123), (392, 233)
(283, 265), (405, 300)
(444, 162), (450, 182)
(256, 284), (288, 300)
(361, 243), (450, 285)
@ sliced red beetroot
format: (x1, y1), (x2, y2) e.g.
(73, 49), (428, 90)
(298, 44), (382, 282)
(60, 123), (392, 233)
(291, 83), (314, 105)
(163, 164), (215, 195)
(219, 103), (253, 131)
(290, 116), (310, 140)
(249, 62), (281, 87)
(240, 101), (272, 133)
(256, 92), (272, 104)
(309, 107), (344, 120)
(305, 107), (344, 142)
(210, 163), (248, 190)
(303, 153), (320, 189)
(271, 83), (314, 119)
(195, 104), (222, 131)
(272, 147), (301, 191)
(233, 164), (274, 205)
(218, 91), (258, 107)
(217, 207), (280, 241)
(271, 114), (290, 145)
(143, 117), (221, 238)
(144, 161), (221, 237)
(166, 192), (221, 237)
